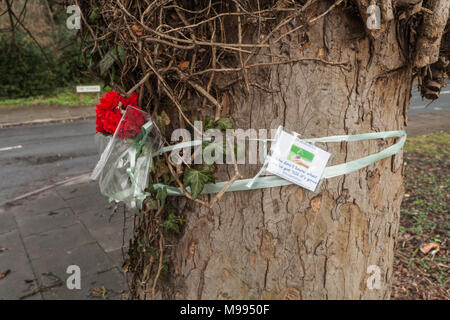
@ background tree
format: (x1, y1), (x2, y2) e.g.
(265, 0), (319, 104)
(0, 0), (88, 98)
(78, 0), (449, 299)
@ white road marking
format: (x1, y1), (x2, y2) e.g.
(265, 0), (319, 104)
(0, 145), (22, 152)
(441, 90), (450, 94)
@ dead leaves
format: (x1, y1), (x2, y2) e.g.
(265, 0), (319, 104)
(392, 132), (449, 300)
(131, 24), (143, 36)
(0, 269), (10, 279)
(122, 259), (131, 274)
(419, 242), (440, 257)
(90, 286), (108, 299)
(178, 60), (190, 71)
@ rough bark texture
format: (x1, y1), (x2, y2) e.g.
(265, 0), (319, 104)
(158, 5), (412, 300)
(414, 0), (450, 67)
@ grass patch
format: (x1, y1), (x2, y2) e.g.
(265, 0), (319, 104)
(404, 131), (450, 157)
(392, 131), (449, 300)
(0, 87), (102, 107)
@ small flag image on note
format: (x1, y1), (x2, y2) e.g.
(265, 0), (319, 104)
(266, 130), (331, 192)
(287, 145), (315, 168)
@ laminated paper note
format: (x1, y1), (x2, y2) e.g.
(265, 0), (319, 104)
(266, 130), (331, 192)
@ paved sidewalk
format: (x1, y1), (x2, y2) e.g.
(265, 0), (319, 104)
(0, 104), (95, 128)
(0, 177), (133, 300)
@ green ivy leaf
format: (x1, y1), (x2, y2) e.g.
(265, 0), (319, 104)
(99, 48), (115, 76)
(203, 116), (215, 131)
(88, 7), (100, 23)
(117, 46), (126, 65)
(156, 187), (167, 208)
(163, 213), (181, 234)
(183, 166), (215, 199)
(146, 198), (158, 210)
(215, 117), (233, 130)
(98, 46), (126, 75)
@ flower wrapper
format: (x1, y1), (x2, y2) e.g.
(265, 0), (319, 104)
(94, 133), (112, 155)
(91, 106), (163, 208)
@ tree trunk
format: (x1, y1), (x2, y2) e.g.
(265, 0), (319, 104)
(157, 4), (412, 300)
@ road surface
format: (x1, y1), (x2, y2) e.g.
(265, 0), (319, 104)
(0, 120), (98, 202)
(0, 84), (449, 203)
(410, 83), (450, 114)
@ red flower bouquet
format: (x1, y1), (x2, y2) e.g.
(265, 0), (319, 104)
(95, 91), (144, 139)
(92, 92), (163, 209)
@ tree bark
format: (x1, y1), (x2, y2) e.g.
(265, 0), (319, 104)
(414, 0), (450, 67)
(156, 4), (412, 300)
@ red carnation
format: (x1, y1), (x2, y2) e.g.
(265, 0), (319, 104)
(96, 91), (120, 134)
(95, 91), (144, 138)
(121, 92), (139, 108)
(116, 107), (147, 140)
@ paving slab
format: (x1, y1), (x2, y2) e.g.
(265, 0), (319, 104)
(0, 230), (30, 271)
(0, 178), (132, 300)
(31, 242), (115, 288)
(42, 267), (126, 300)
(55, 181), (102, 200)
(7, 191), (68, 218)
(23, 222), (96, 260)
(79, 213), (134, 253)
(65, 193), (113, 215)
(106, 248), (126, 269)
(15, 208), (78, 238)
(85, 268), (127, 299)
(0, 230), (41, 300)
(0, 207), (17, 235)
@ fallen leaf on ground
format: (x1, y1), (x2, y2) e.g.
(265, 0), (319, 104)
(19, 280), (63, 299)
(0, 269), (11, 279)
(419, 243), (440, 256)
(91, 286), (107, 299)
(122, 260), (130, 274)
